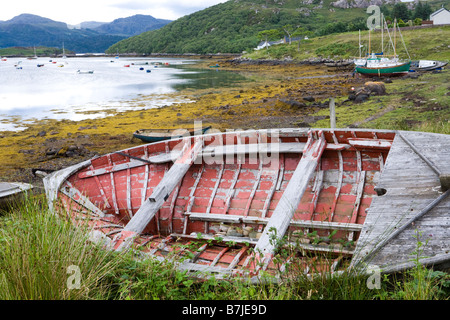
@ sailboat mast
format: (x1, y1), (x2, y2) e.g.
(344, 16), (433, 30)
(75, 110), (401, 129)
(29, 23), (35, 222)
(393, 18), (397, 57)
(381, 13), (384, 54)
(369, 29), (371, 55)
(359, 30), (361, 58)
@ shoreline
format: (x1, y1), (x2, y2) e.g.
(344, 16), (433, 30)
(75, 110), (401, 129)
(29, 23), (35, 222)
(1, 58), (448, 192)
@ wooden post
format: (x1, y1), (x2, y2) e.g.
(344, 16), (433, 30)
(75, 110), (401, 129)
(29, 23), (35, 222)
(329, 98), (336, 129)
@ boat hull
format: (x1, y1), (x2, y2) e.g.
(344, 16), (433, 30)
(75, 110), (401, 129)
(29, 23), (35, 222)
(356, 61), (411, 76)
(133, 126), (211, 143)
(0, 182), (33, 208)
(42, 128), (450, 279)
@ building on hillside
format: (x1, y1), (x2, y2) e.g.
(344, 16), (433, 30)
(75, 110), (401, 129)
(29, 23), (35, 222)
(430, 7), (450, 25)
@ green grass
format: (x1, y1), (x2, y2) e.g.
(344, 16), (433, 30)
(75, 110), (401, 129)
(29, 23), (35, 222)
(0, 46), (69, 57)
(0, 194), (448, 300)
(246, 25), (450, 61)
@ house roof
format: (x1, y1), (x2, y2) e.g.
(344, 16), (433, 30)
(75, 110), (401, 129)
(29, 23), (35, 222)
(430, 7), (450, 17)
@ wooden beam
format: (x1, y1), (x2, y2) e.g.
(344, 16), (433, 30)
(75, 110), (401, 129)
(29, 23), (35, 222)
(183, 212), (363, 231)
(79, 142), (349, 179)
(113, 138), (203, 251)
(253, 131), (327, 266)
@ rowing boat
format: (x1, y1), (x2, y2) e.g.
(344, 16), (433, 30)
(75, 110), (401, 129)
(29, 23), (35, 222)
(41, 128), (450, 280)
(0, 182), (33, 209)
(133, 126), (212, 143)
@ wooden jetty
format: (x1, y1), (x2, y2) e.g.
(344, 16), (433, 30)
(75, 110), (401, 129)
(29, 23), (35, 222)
(41, 128), (450, 280)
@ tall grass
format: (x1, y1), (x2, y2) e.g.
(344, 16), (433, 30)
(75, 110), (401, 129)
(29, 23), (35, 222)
(0, 194), (122, 299)
(0, 194), (448, 300)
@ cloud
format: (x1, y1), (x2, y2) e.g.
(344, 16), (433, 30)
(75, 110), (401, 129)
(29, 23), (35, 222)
(0, 0), (228, 25)
(109, 0), (227, 20)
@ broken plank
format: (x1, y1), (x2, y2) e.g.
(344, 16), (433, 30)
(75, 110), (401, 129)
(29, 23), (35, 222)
(113, 138), (204, 250)
(254, 130), (327, 260)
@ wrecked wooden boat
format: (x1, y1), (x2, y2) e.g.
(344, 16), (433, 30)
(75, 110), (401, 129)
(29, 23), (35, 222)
(0, 182), (33, 209)
(42, 128), (450, 280)
(133, 126), (212, 143)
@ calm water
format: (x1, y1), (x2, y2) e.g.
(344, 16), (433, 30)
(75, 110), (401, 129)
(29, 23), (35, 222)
(0, 57), (247, 131)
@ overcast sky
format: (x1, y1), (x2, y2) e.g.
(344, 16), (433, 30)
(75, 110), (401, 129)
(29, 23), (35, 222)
(0, 0), (228, 25)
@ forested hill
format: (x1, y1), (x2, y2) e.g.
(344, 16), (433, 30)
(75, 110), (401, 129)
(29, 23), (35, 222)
(106, 0), (443, 55)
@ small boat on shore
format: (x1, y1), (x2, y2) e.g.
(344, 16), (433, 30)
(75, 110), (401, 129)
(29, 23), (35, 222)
(325, 60), (354, 71)
(0, 182), (33, 209)
(42, 128), (450, 281)
(355, 19), (411, 77)
(355, 56), (411, 77)
(133, 126), (212, 143)
(410, 60), (448, 72)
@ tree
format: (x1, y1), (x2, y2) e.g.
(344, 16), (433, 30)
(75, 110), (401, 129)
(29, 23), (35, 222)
(392, 3), (410, 21)
(257, 29), (283, 43)
(421, 2), (433, 20)
(282, 24), (296, 44)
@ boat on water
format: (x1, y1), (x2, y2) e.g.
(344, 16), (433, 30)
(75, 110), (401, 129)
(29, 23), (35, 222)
(0, 182), (33, 209)
(77, 70), (94, 74)
(410, 60), (448, 72)
(41, 128), (450, 280)
(133, 126), (212, 143)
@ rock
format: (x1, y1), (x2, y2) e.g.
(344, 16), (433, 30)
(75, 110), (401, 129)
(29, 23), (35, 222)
(364, 81), (386, 95)
(280, 99), (307, 108)
(354, 94), (370, 103)
(38, 131), (47, 137)
(303, 96), (315, 102)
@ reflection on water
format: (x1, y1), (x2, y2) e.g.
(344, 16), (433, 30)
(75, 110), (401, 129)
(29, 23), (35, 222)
(0, 57), (249, 131)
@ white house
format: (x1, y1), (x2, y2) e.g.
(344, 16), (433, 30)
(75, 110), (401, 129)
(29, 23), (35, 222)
(430, 7), (450, 25)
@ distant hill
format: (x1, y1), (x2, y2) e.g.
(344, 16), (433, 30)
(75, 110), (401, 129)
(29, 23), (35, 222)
(106, 0), (445, 55)
(0, 13), (170, 53)
(93, 14), (172, 36)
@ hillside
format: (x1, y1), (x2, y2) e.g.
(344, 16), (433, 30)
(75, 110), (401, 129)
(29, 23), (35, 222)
(106, 0), (445, 55)
(0, 13), (170, 53)
(245, 25), (450, 61)
(93, 14), (171, 36)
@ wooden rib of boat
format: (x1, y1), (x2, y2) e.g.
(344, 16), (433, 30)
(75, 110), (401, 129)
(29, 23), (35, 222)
(0, 182), (33, 208)
(42, 128), (450, 280)
(133, 126), (212, 143)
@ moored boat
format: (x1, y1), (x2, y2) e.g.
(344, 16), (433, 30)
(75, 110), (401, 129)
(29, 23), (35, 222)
(42, 128), (450, 280)
(77, 70), (94, 74)
(133, 126), (212, 143)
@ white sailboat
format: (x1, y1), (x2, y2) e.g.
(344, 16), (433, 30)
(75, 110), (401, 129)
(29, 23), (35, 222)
(62, 42), (67, 59)
(355, 18), (411, 77)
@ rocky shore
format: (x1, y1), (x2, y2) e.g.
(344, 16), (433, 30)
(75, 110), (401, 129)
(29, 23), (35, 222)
(1, 58), (447, 193)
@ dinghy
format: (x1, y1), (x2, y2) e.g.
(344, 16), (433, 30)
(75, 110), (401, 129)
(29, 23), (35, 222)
(42, 128), (450, 280)
(133, 126), (212, 143)
(0, 182), (33, 208)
